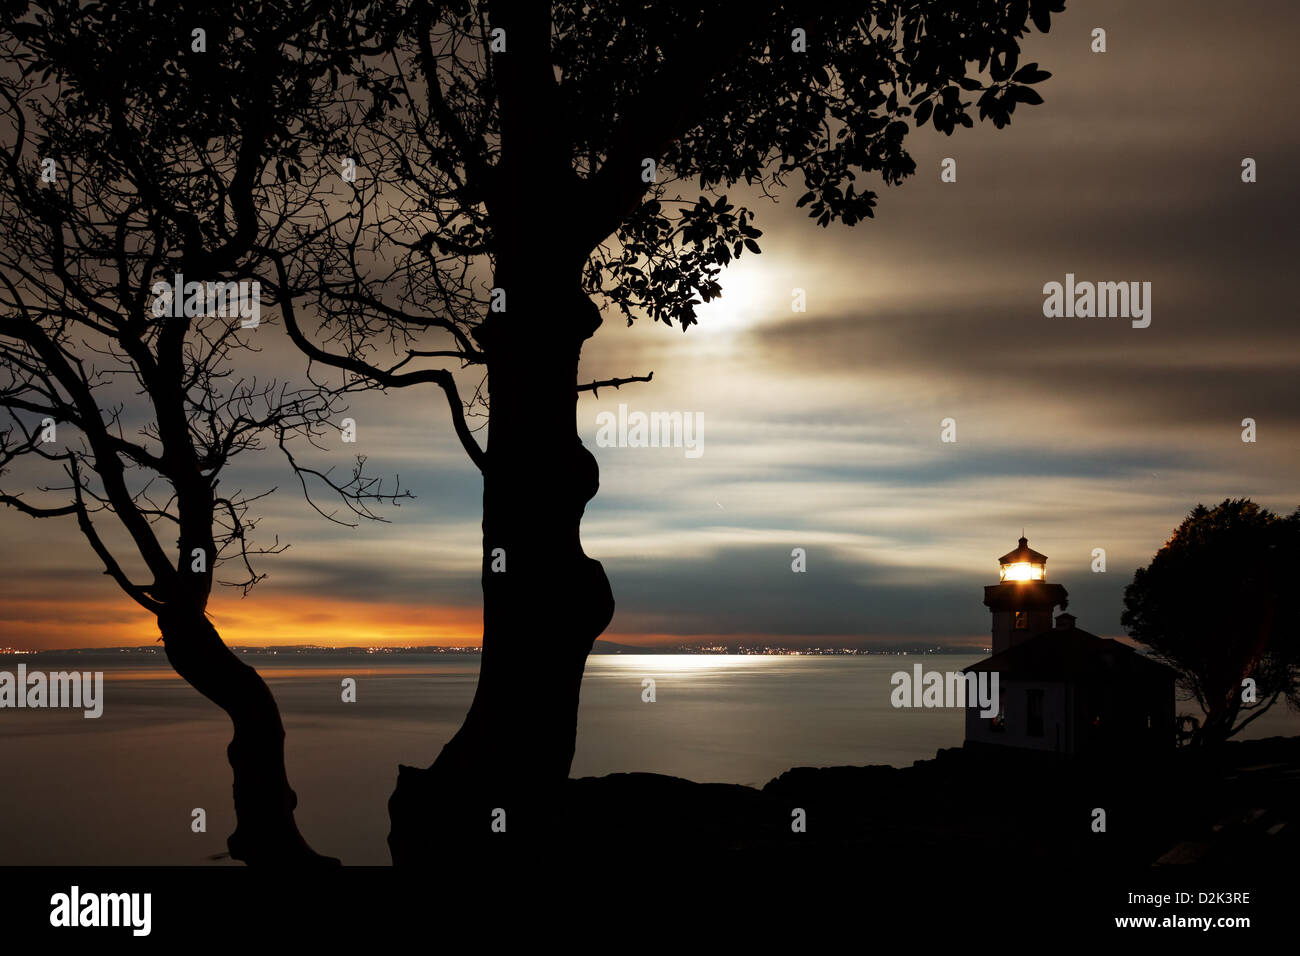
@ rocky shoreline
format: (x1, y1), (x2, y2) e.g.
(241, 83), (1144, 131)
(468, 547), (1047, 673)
(559, 736), (1300, 864)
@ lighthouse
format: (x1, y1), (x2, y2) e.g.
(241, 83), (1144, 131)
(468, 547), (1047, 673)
(984, 536), (1069, 654)
(964, 535), (1177, 755)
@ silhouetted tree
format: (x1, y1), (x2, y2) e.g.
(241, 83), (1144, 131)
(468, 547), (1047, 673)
(266, 0), (1065, 857)
(0, 0), (399, 864)
(1123, 499), (1300, 745)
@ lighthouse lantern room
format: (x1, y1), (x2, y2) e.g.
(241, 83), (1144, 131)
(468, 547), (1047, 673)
(998, 536), (1048, 582)
(984, 536), (1069, 654)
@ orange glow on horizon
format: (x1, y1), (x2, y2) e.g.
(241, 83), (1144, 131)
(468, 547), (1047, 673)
(0, 596), (993, 653)
(0, 593), (486, 650)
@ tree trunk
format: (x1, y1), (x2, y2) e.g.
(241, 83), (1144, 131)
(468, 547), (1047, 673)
(1196, 696), (1242, 746)
(1194, 600), (1276, 746)
(158, 607), (337, 865)
(388, 270), (614, 862)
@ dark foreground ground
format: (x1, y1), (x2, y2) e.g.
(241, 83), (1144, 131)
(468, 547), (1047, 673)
(5, 738), (1294, 941)
(559, 735), (1300, 865)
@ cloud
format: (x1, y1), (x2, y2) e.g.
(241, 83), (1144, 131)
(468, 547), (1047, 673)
(3, 0), (1297, 649)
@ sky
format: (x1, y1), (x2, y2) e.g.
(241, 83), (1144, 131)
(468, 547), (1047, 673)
(1, 0), (1297, 650)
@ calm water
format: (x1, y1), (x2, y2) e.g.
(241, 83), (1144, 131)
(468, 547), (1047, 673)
(1, 653), (1296, 865)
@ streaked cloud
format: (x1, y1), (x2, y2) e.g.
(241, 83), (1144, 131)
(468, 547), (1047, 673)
(1, 0), (1295, 650)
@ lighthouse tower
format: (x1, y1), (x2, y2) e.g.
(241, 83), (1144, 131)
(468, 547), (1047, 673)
(984, 536), (1069, 654)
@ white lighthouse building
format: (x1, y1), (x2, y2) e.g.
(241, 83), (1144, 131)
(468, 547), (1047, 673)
(963, 537), (1176, 755)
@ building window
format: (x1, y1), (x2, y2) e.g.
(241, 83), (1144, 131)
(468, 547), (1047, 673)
(1014, 611), (1029, 630)
(1026, 689), (1044, 737)
(990, 690), (1006, 732)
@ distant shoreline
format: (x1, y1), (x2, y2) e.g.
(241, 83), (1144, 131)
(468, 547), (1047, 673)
(1, 642), (988, 657)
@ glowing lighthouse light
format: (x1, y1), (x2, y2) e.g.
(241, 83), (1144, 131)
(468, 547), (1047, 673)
(1002, 561), (1043, 582)
(998, 536), (1048, 583)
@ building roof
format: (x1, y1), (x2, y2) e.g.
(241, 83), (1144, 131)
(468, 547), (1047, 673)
(998, 536), (1049, 566)
(963, 625), (1178, 682)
